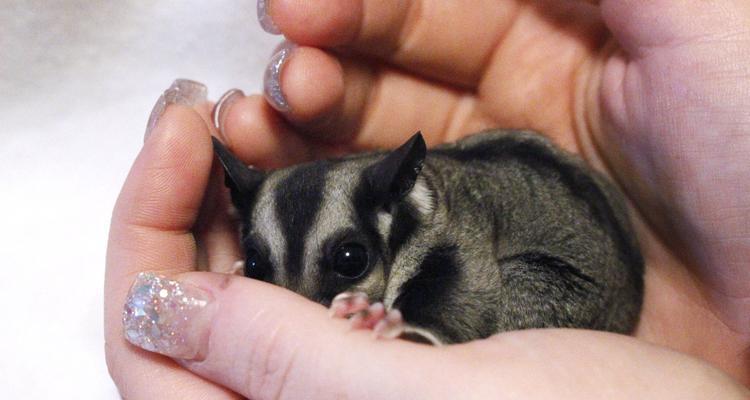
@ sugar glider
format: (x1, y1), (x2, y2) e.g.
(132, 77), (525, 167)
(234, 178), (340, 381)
(212, 130), (643, 345)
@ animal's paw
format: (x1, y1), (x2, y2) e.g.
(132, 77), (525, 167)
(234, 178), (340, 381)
(328, 292), (443, 345)
(328, 292), (406, 340)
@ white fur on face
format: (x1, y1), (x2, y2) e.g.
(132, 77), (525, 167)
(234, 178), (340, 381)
(251, 177), (289, 285)
(407, 176), (434, 216)
(377, 211), (392, 238)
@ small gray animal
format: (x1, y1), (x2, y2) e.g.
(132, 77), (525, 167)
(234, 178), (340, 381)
(213, 130), (643, 344)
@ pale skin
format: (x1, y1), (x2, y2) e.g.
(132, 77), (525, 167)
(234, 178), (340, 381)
(105, 0), (750, 398)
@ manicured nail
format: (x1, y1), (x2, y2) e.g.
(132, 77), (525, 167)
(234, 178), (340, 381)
(145, 79), (208, 141)
(263, 43), (296, 113)
(211, 89), (244, 137)
(123, 272), (214, 360)
(257, 0), (281, 34)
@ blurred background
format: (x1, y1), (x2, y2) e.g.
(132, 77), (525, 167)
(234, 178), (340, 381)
(0, 1), (276, 397)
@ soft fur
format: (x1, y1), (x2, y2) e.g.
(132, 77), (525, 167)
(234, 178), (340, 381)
(213, 130), (644, 344)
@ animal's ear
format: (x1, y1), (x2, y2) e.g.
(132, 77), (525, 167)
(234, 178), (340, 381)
(365, 131), (426, 205)
(212, 137), (264, 205)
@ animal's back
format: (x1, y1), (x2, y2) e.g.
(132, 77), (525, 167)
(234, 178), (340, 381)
(389, 130), (643, 343)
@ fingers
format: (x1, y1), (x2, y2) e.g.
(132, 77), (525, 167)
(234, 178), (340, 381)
(121, 272), (450, 400)
(118, 271), (750, 399)
(262, 0), (517, 87)
(212, 91), (314, 168)
(106, 104), (212, 294)
(262, 45), (348, 133)
(227, 0), (609, 155)
(192, 159), (243, 273)
(222, 44), (492, 151)
(105, 86), (239, 398)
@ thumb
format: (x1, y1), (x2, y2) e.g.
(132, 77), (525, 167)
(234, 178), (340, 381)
(121, 271), (456, 399)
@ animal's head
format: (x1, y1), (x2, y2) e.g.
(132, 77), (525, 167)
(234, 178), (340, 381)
(213, 132), (434, 304)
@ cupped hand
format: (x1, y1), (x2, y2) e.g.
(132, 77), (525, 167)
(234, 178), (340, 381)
(217, 0), (750, 376)
(105, 0), (750, 398)
(104, 119), (745, 397)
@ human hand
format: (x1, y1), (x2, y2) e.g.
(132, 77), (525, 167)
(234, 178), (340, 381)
(105, 0), (750, 398)
(214, 0), (750, 379)
(104, 94), (745, 398)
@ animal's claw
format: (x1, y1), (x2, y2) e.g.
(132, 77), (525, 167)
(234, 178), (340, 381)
(328, 291), (407, 340)
(328, 291), (370, 318)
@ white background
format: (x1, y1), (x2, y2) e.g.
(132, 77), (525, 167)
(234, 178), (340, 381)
(0, 1), (276, 397)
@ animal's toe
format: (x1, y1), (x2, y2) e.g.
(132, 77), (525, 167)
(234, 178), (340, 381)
(372, 309), (405, 340)
(328, 291), (369, 318)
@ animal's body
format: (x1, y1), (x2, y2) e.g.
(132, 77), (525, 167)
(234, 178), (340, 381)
(213, 130), (644, 344)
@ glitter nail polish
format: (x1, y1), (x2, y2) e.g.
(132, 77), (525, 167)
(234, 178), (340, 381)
(257, 0), (281, 34)
(123, 272), (214, 360)
(263, 44), (295, 113)
(145, 79), (208, 141)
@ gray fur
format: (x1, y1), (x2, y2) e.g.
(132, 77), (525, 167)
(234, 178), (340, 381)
(213, 130), (644, 344)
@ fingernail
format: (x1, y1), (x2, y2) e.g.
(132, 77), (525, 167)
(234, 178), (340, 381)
(145, 79), (208, 141)
(257, 0), (281, 34)
(263, 43), (296, 113)
(123, 272), (214, 360)
(211, 89), (244, 137)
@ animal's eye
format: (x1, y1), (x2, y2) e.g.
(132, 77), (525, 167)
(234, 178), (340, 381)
(245, 248), (269, 280)
(332, 243), (369, 279)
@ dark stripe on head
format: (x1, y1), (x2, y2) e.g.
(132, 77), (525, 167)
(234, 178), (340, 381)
(274, 162), (329, 287)
(352, 164), (422, 277)
(351, 173), (389, 269)
(221, 166), (269, 282)
(388, 203), (419, 256)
